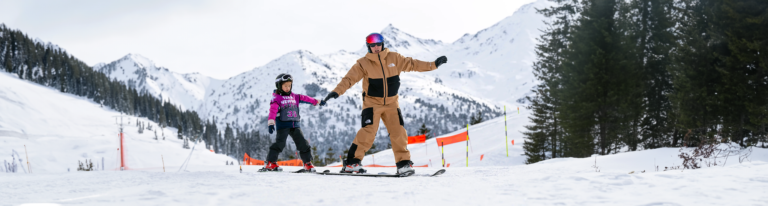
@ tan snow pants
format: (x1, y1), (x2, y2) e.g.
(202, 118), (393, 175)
(352, 100), (410, 163)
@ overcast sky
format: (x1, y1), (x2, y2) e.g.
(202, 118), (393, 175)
(1, 0), (536, 79)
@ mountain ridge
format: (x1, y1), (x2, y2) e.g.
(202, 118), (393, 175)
(92, 0), (555, 154)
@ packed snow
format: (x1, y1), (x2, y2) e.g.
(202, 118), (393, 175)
(2, 72), (767, 205)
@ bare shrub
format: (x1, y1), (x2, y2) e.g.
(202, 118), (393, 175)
(77, 159), (94, 171)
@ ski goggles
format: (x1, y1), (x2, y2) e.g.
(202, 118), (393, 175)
(275, 74), (292, 82)
(367, 42), (383, 47)
(366, 33), (383, 44)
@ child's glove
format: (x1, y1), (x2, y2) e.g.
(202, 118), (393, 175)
(268, 119), (275, 134)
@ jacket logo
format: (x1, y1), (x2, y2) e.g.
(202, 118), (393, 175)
(388, 63), (396, 67)
(365, 119), (372, 124)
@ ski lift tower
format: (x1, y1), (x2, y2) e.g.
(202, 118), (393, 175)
(114, 113), (126, 171)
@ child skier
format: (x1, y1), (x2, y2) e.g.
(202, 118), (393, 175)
(259, 73), (319, 172)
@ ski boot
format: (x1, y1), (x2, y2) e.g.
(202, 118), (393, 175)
(396, 160), (415, 176)
(296, 162), (316, 173)
(340, 160), (366, 174)
(258, 161), (282, 172)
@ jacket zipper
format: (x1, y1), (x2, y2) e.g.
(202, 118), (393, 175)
(377, 54), (387, 105)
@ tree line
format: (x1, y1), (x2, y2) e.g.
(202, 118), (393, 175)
(0, 24), (204, 139)
(524, 0), (767, 164)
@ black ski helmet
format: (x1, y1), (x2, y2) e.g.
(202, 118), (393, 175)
(275, 73), (293, 95)
(366, 33), (385, 53)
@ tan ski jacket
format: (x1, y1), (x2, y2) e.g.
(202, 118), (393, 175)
(332, 48), (437, 106)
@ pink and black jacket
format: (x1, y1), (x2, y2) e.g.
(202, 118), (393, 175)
(268, 90), (319, 130)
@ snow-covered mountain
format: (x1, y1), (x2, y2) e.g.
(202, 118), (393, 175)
(93, 53), (224, 112)
(396, 1), (550, 105)
(94, 0), (556, 151)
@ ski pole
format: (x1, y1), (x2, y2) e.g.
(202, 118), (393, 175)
(466, 124), (469, 167)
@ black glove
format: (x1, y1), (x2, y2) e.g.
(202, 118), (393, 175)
(435, 56), (447, 68)
(320, 92), (339, 106)
(269, 125), (275, 134)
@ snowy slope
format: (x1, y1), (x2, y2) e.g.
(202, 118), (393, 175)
(3, 108), (766, 205)
(0, 72), (236, 174)
(338, 107), (768, 171)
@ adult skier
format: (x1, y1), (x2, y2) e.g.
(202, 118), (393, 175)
(320, 33), (448, 174)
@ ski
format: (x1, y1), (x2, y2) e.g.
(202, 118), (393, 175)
(257, 168), (283, 172)
(313, 169), (445, 177)
(291, 169), (316, 173)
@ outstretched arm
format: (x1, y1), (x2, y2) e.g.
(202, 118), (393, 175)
(331, 63), (365, 96)
(298, 94), (319, 106)
(400, 53), (447, 72)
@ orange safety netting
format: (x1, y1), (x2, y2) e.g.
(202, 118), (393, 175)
(243, 153), (305, 166)
(435, 131), (468, 146)
(243, 153), (265, 165)
(408, 134), (426, 144)
(276, 159), (303, 166)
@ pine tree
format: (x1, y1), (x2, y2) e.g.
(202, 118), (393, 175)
(311, 145), (324, 166)
(524, 95), (552, 164)
(417, 123), (433, 139)
(224, 123), (234, 156)
(470, 110), (484, 125)
(177, 124), (183, 140)
(558, 0), (644, 156)
(522, 0), (577, 164)
(668, 0), (723, 147)
(714, 0), (768, 146)
(618, 0), (677, 150)
(324, 147), (335, 165)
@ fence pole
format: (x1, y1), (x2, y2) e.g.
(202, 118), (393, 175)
(24, 145), (31, 174)
(505, 106), (509, 157)
(466, 124), (469, 167)
(441, 141), (445, 167)
(161, 155), (165, 172)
